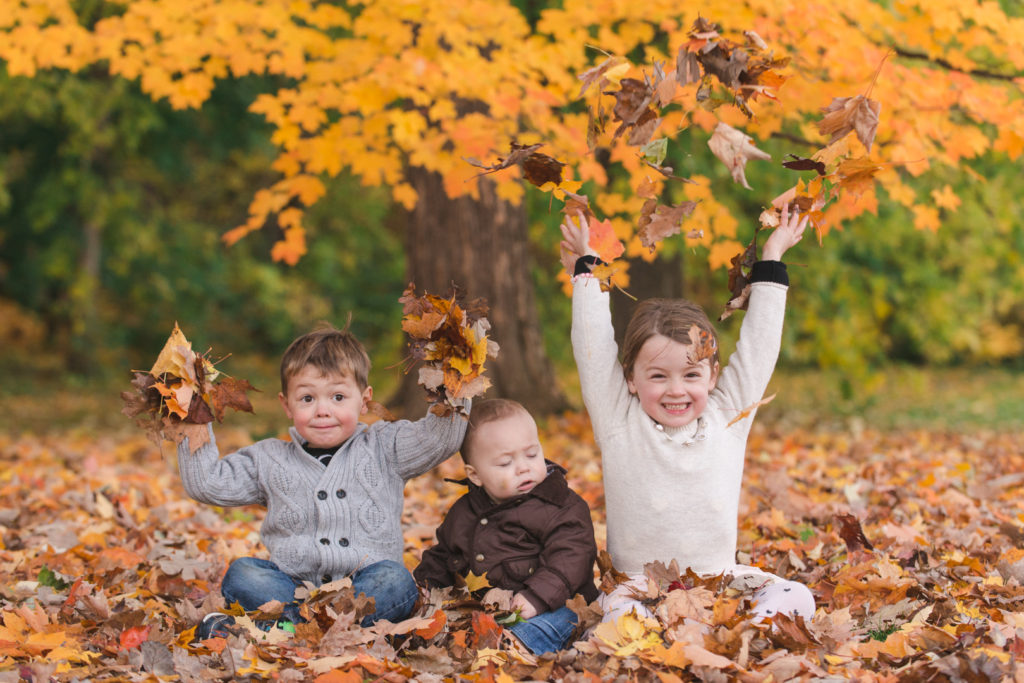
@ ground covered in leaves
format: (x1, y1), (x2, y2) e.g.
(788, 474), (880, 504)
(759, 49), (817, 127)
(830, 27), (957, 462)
(3, 416), (1024, 681)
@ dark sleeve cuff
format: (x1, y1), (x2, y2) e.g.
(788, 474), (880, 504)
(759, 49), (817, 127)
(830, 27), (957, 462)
(574, 255), (605, 276)
(520, 589), (548, 614)
(749, 260), (789, 286)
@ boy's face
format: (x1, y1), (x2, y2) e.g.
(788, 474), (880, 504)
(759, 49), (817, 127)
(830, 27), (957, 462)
(627, 333), (719, 429)
(278, 366), (372, 449)
(464, 411), (547, 504)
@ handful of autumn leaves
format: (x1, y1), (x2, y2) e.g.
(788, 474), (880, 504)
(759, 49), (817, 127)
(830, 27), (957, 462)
(121, 324), (256, 453)
(400, 284), (499, 417)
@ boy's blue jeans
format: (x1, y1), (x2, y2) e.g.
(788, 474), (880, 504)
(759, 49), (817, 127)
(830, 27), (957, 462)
(220, 557), (418, 626)
(506, 606), (579, 654)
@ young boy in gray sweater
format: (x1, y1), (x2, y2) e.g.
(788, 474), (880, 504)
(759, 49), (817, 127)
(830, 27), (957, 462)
(182, 325), (469, 639)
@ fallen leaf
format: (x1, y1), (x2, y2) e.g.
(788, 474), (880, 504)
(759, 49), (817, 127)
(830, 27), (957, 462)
(836, 513), (875, 552)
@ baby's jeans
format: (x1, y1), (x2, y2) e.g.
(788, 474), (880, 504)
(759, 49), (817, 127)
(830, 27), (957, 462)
(600, 566), (815, 624)
(220, 557), (419, 626)
(507, 606), (579, 654)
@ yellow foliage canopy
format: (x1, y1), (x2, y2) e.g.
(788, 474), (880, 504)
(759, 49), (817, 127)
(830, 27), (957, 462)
(3, 0), (1022, 265)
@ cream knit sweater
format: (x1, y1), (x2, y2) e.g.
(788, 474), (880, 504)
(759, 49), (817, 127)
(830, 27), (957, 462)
(572, 278), (788, 576)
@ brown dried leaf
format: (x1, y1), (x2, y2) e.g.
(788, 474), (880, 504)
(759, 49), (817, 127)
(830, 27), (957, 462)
(521, 151), (564, 186)
(163, 421), (211, 454)
(464, 142), (565, 187)
(818, 95), (881, 152)
(627, 110), (661, 147)
(207, 377), (256, 422)
(836, 513), (875, 552)
(637, 201), (699, 251)
(698, 42), (750, 90)
(676, 46), (702, 86)
(782, 154), (827, 175)
(607, 78), (654, 126)
(578, 55), (627, 98)
(725, 393), (776, 428)
(707, 122), (771, 189)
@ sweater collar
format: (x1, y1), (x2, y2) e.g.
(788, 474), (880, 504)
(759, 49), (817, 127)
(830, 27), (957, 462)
(651, 416), (706, 445)
(287, 423), (368, 455)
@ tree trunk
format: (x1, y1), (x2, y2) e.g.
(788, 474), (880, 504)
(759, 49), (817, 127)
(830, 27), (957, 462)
(610, 251), (685, 348)
(387, 168), (568, 418)
(67, 217), (102, 374)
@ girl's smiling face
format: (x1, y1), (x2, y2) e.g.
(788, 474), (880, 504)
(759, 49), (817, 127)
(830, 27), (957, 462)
(626, 334), (719, 429)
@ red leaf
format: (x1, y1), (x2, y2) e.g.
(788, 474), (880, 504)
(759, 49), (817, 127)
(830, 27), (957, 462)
(119, 625), (150, 650)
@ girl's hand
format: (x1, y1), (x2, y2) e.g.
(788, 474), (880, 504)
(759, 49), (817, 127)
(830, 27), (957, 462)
(511, 593), (539, 620)
(559, 211), (595, 276)
(762, 202), (809, 262)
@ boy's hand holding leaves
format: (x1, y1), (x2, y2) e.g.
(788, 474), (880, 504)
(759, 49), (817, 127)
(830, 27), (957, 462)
(121, 323), (256, 452)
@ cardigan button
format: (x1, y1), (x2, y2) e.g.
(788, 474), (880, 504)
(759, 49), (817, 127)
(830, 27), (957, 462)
(338, 538), (349, 547)
(317, 490), (327, 500)
(479, 518), (488, 525)
(336, 489), (346, 498)
(319, 538), (329, 545)
(322, 574), (332, 583)
(475, 553), (484, 562)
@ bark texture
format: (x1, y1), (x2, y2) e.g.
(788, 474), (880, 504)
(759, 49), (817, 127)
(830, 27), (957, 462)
(388, 168), (568, 418)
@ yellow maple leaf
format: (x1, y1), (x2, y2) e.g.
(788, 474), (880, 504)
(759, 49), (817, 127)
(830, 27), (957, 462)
(463, 570), (491, 592)
(150, 323), (196, 380)
(994, 128), (1024, 160)
(912, 205), (940, 232)
(594, 611), (663, 657)
(930, 185), (961, 212)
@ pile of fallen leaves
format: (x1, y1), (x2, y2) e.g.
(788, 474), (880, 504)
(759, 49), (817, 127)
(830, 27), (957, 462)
(120, 324), (256, 453)
(3, 420), (1024, 681)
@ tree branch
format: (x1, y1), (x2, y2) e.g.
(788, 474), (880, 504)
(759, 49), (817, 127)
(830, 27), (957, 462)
(890, 47), (1021, 82)
(769, 131), (818, 149)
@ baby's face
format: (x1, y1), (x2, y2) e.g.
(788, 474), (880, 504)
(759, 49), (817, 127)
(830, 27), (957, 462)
(278, 366), (371, 449)
(627, 333), (719, 429)
(464, 412), (547, 504)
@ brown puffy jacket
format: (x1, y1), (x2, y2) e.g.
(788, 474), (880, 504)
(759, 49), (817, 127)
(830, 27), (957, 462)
(414, 462), (599, 613)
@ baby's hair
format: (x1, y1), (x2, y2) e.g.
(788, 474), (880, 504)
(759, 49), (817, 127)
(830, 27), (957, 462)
(621, 298), (720, 380)
(460, 398), (531, 465)
(279, 322), (371, 394)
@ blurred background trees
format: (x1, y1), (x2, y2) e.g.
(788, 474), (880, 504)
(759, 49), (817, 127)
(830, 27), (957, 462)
(1, 0), (1021, 418)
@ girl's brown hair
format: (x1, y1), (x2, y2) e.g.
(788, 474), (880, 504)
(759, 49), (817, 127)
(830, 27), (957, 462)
(621, 298), (719, 380)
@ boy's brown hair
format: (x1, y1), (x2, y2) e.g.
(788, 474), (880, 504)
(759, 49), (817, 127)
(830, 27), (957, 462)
(460, 398), (531, 464)
(621, 298), (720, 380)
(279, 324), (371, 394)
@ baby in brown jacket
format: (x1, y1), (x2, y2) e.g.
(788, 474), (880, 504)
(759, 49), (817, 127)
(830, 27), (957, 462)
(415, 398), (599, 654)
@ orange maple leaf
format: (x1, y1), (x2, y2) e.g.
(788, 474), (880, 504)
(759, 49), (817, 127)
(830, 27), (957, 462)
(588, 217), (625, 262)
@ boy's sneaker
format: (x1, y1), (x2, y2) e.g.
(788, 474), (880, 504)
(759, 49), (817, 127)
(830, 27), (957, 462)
(254, 619), (295, 634)
(194, 612), (237, 641)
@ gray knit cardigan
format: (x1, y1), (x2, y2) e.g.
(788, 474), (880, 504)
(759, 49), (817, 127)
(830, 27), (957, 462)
(178, 411), (468, 585)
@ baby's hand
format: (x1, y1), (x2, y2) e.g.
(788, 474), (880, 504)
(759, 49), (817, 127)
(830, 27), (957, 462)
(559, 212), (595, 276)
(761, 202), (809, 262)
(511, 593), (539, 620)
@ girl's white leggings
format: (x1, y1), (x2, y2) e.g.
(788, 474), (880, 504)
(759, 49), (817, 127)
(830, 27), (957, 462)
(600, 568), (815, 624)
